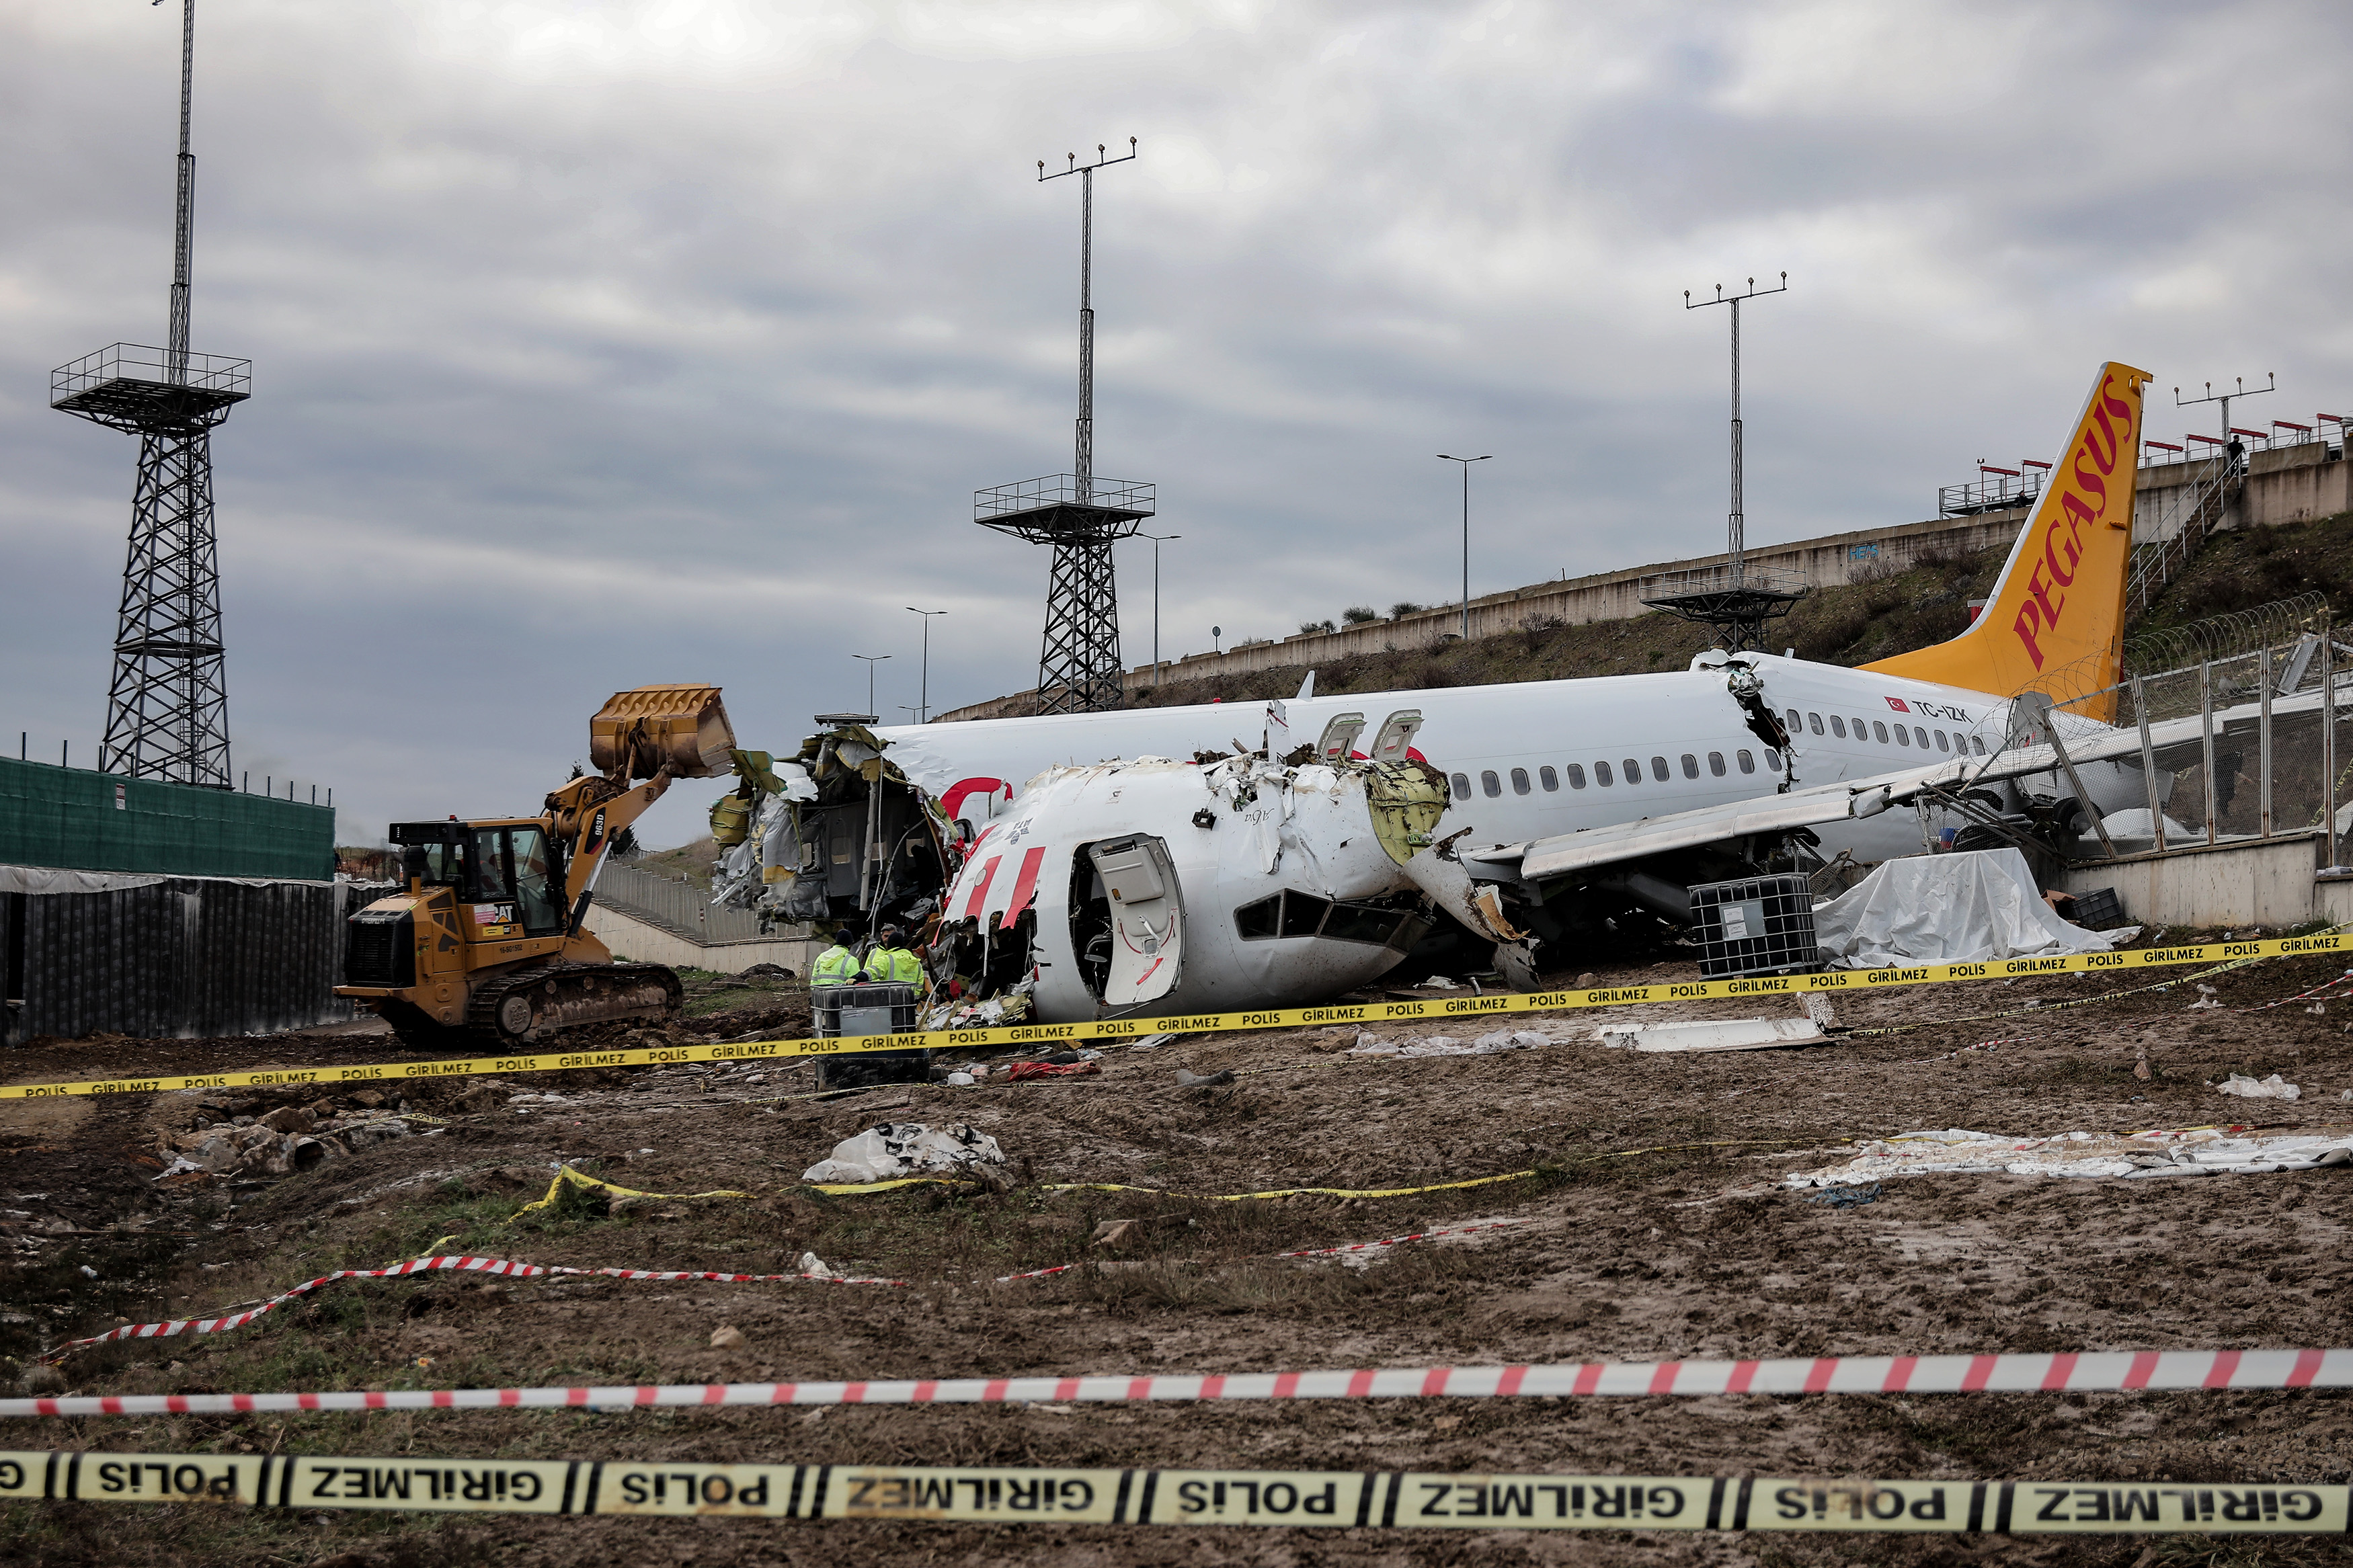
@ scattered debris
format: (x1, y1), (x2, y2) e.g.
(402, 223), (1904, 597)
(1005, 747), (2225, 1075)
(1787, 1126), (2353, 1185)
(1421, 976), (1460, 990)
(2216, 1073), (2301, 1101)
(1004, 1061), (1100, 1082)
(1799, 1182), (1882, 1209)
(1349, 1030), (1551, 1059)
(1090, 1219), (1142, 1249)
(1592, 1016), (1826, 1053)
(800, 1123), (1006, 1184)
(709, 1325), (747, 1350)
(798, 1251), (836, 1279)
(1175, 1067), (1238, 1087)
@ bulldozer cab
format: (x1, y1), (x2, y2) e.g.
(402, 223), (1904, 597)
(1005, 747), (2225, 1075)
(391, 820), (568, 941)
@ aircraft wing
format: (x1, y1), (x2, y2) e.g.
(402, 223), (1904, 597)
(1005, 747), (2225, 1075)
(1467, 684), (2331, 885)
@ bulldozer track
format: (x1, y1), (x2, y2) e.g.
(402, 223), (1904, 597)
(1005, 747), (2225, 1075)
(461, 961), (684, 1049)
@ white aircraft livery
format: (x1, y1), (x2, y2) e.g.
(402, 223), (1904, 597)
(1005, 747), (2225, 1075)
(879, 362), (2153, 874)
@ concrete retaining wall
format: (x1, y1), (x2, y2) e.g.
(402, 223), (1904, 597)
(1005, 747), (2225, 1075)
(2055, 832), (2328, 930)
(582, 903), (821, 977)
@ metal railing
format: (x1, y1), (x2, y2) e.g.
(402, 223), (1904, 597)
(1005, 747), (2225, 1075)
(974, 473), (1155, 522)
(1638, 563), (1811, 600)
(51, 342), (251, 400)
(2035, 626), (2346, 862)
(2126, 454), (2233, 614)
(596, 860), (772, 944)
(1938, 467), (2043, 518)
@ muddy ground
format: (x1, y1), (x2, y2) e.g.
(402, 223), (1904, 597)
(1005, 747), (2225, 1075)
(3, 941), (2352, 1568)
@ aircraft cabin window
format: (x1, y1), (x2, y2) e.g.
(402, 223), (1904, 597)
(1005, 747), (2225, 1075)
(1808, 712), (1825, 735)
(1736, 749), (1755, 774)
(1765, 749), (1782, 770)
(1915, 726), (1930, 749)
(1565, 763), (1587, 788)
(1481, 770), (1502, 798)
(1510, 768), (1531, 795)
(1893, 725), (1909, 746)
(1595, 761), (1613, 786)
(1451, 772), (1471, 800)
(1539, 766), (1559, 791)
(1785, 708), (1802, 733)
(1624, 757), (1644, 783)
(1829, 716), (1846, 738)
(1936, 731), (1951, 752)
(1873, 721), (1889, 743)
(1708, 751), (1726, 776)
(1679, 753), (1698, 779)
(1971, 735), (1987, 755)
(1651, 755), (1670, 781)
(1853, 716), (1869, 739)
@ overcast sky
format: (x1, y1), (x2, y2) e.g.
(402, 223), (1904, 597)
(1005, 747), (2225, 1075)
(5, 1), (2349, 850)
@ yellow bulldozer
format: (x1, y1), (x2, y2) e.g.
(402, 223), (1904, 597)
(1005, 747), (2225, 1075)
(335, 685), (735, 1048)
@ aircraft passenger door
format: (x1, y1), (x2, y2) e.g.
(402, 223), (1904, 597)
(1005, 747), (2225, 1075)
(1369, 710), (1424, 763)
(1086, 835), (1185, 1007)
(1316, 712), (1366, 760)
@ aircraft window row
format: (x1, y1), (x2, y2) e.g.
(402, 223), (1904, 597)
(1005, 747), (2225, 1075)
(1234, 890), (1429, 951)
(1451, 749), (1778, 799)
(1786, 707), (1987, 757)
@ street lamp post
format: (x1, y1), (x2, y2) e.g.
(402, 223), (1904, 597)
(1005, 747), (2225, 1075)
(905, 607), (946, 722)
(1136, 532), (1179, 686)
(1437, 454), (1492, 641)
(850, 653), (890, 718)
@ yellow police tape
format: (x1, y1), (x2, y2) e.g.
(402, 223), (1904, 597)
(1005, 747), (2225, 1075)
(505, 1138), (1861, 1215)
(3, 1451), (2340, 1534)
(5, 932), (2343, 1102)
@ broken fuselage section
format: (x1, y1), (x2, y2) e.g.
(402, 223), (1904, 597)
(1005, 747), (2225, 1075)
(710, 722), (959, 940)
(928, 749), (1497, 1024)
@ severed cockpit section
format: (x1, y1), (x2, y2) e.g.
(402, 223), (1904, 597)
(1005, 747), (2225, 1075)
(709, 719), (960, 942)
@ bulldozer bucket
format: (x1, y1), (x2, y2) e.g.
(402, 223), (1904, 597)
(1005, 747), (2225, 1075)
(591, 684), (736, 780)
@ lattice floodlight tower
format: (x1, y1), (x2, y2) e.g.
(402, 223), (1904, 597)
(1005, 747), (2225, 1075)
(52, 0), (249, 788)
(1642, 274), (1808, 654)
(976, 140), (1154, 715)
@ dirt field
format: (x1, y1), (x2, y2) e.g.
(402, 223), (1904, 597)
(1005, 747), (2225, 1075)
(4, 940), (2352, 1568)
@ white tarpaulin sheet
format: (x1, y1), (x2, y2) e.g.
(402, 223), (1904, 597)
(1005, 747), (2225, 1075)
(1786, 1125), (2353, 1185)
(1810, 848), (2126, 968)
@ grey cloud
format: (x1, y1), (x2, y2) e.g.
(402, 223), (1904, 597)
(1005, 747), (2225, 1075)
(2, 1), (2348, 848)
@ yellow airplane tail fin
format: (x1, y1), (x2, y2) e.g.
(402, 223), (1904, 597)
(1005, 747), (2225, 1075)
(1862, 362), (2153, 712)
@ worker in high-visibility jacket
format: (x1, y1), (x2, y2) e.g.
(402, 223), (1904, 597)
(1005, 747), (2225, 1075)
(811, 934), (861, 988)
(862, 926), (928, 995)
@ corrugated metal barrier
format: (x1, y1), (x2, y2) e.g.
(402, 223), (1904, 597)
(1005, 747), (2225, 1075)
(0, 757), (334, 880)
(1, 874), (395, 1046)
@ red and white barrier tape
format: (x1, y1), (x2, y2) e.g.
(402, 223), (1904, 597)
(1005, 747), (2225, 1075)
(11, 1348), (2344, 1418)
(42, 1253), (904, 1360)
(58, 1220), (1531, 1356)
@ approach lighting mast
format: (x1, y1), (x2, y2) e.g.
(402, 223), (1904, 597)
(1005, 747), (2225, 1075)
(975, 140), (1155, 715)
(2177, 374), (2275, 475)
(1642, 274), (1807, 653)
(50, 0), (250, 787)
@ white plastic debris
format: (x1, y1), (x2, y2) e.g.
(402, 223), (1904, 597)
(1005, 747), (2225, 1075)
(801, 1122), (1006, 1184)
(2216, 1073), (2301, 1101)
(1421, 976), (1461, 990)
(798, 1251), (837, 1279)
(1788, 1125), (2353, 1185)
(1347, 1030), (1548, 1059)
(944, 1072), (975, 1087)
(1593, 1016), (1827, 1053)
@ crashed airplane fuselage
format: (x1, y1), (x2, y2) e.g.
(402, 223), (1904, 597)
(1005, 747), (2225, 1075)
(930, 751), (1525, 1022)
